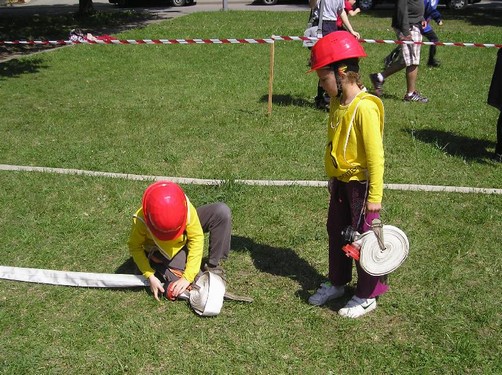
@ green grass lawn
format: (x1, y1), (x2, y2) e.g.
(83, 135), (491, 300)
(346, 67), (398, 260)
(1, 8), (501, 374)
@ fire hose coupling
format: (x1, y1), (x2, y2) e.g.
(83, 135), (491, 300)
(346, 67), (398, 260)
(165, 282), (191, 301)
(341, 219), (410, 276)
(341, 226), (362, 261)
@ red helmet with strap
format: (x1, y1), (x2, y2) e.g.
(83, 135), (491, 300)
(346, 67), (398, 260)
(142, 181), (188, 241)
(309, 31), (367, 72)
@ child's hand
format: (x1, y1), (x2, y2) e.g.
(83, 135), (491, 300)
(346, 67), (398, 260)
(366, 202), (381, 213)
(170, 277), (190, 298)
(398, 32), (412, 41)
(148, 275), (165, 301)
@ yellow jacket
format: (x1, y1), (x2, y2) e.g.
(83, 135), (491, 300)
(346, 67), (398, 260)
(325, 91), (385, 203)
(127, 201), (204, 282)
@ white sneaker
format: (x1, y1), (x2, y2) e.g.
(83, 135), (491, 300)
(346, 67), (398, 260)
(338, 296), (377, 318)
(308, 282), (345, 306)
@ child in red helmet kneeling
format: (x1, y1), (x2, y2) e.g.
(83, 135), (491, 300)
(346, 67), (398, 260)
(308, 31), (387, 318)
(128, 181), (231, 301)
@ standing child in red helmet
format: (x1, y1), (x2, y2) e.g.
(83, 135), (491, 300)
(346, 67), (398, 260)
(308, 31), (387, 318)
(128, 181), (231, 301)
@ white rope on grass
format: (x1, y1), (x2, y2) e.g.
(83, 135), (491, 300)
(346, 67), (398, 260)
(0, 164), (501, 195)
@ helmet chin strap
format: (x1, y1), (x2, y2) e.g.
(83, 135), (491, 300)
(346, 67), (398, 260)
(335, 74), (343, 97)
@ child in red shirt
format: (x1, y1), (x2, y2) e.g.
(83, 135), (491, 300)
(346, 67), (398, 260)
(336, 0), (361, 29)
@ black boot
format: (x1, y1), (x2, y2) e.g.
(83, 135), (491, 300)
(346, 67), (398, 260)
(427, 59), (441, 67)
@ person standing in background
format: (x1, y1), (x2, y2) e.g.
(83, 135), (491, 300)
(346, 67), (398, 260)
(370, 0), (429, 103)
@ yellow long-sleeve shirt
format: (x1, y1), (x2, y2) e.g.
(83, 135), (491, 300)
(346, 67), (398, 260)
(324, 91), (385, 203)
(127, 201), (204, 282)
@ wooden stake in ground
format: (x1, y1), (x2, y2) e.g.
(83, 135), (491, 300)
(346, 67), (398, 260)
(267, 41), (275, 116)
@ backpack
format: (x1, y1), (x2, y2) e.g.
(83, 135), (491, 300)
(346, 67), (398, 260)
(303, 0), (323, 48)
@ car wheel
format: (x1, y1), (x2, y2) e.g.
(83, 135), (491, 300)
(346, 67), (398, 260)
(357, 0), (376, 11)
(262, 0), (278, 5)
(171, 0), (186, 6)
(447, 0), (468, 10)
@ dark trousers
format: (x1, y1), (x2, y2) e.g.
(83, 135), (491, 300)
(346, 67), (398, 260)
(496, 112), (502, 155)
(422, 28), (439, 64)
(488, 49), (502, 155)
(327, 179), (389, 299)
(149, 202), (232, 283)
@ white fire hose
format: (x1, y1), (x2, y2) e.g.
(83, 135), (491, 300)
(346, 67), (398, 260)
(357, 225), (409, 276)
(189, 271), (226, 317)
(0, 266), (250, 317)
(342, 221), (410, 276)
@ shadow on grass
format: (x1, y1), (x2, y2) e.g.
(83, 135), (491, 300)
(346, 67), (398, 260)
(405, 128), (496, 162)
(114, 258), (150, 295)
(0, 9), (162, 63)
(232, 235), (356, 310)
(115, 236), (351, 307)
(231, 235), (324, 302)
(260, 93), (316, 108)
(0, 58), (47, 79)
(115, 257), (140, 275)
(1, 11), (156, 39)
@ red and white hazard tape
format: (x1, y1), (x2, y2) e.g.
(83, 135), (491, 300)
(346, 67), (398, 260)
(274, 36), (502, 48)
(0, 38), (274, 45)
(1, 36), (501, 48)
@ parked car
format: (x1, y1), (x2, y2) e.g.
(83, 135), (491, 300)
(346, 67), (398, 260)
(356, 0), (481, 11)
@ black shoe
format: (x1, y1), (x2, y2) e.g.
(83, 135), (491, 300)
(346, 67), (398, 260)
(427, 60), (441, 68)
(369, 73), (384, 97)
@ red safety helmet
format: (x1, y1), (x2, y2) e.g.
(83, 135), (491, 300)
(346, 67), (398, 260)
(309, 31), (367, 72)
(142, 181), (188, 241)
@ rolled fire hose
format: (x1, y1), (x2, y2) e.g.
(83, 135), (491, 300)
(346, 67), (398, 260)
(357, 225), (409, 276)
(189, 271), (226, 317)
